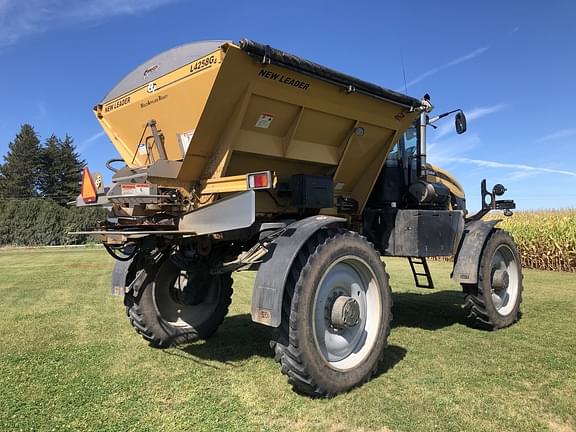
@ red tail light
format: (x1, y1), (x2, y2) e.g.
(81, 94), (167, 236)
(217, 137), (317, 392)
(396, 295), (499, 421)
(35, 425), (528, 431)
(247, 171), (272, 190)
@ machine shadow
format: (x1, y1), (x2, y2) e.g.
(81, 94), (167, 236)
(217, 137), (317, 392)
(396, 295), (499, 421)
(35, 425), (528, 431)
(173, 290), (466, 367)
(172, 288), (465, 369)
(177, 313), (273, 364)
(174, 313), (407, 372)
(391, 289), (467, 330)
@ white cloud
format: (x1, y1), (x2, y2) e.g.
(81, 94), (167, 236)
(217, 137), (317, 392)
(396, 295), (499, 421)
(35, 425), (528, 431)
(428, 134), (481, 160)
(434, 156), (576, 178)
(0, 0), (179, 47)
(433, 104), (508, 139)
(433, 104), (508, 140)
(78, 130), (105, 153)
(503, 170), (540, 182)
(397, 46), (488, 91)
(466, 104), (509, 121)
(534, 128), (576, 143)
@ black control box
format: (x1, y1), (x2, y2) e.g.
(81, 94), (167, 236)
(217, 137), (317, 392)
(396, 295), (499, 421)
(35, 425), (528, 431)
(291, 175), (333, 209)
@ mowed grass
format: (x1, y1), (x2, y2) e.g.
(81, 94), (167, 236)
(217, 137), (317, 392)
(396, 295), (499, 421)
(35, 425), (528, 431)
(0, 249), (574, 432)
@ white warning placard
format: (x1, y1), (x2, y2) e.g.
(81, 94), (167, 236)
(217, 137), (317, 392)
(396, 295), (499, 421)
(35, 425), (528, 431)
(255, 113), (274, 129)
(178, 129), (195, 154)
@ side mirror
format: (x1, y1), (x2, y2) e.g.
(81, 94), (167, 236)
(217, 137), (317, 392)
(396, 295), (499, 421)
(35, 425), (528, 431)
(455, 112), (467, 134)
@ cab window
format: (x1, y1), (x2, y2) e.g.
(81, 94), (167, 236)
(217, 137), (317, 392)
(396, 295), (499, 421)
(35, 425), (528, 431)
(403, 124), (418, 157)
(386, 122), (418, 160)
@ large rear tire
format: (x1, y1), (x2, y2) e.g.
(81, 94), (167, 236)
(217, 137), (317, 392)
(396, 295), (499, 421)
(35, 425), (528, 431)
(463, 229), (523, 330)
(271, 229), (392, 397)
(124, 258), (233, 348)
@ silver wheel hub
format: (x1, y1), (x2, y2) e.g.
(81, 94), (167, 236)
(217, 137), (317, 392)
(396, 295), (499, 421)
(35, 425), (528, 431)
(330, 295), (360, 329)
(490, 244), (519, 316)
(312, 256), (382, 371)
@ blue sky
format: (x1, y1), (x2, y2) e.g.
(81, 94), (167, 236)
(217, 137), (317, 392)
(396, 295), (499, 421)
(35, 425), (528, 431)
(0, 0), (575, 210)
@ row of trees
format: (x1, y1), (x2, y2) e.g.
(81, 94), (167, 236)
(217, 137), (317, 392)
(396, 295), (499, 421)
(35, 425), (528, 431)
(0, 124), (106, 245)
(0, 124), (85, 205)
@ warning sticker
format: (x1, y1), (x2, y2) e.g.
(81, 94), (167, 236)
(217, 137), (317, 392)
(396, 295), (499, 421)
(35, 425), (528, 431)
(121, 183), (150, 196)
(178, 129), (195, 154)
(255, 113), (274, 129)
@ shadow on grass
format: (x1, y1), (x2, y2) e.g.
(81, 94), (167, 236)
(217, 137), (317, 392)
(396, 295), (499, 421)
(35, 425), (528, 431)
(391, 289), (467, 330)
(167, 289), (465, 373)
(178, 313), (273, 365)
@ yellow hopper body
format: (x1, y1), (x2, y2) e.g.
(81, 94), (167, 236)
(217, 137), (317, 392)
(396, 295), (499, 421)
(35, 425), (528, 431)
(95, 40), (421, 215)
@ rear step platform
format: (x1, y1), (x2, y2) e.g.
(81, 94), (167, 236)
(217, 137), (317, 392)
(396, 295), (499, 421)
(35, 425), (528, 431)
(408, 256), (434, 289)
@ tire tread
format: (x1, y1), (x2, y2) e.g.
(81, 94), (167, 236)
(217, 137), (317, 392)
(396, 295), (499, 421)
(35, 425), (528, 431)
(272, 229), (392, 397)
(463, 229), (523, 330)
(124, 266), (233, 348)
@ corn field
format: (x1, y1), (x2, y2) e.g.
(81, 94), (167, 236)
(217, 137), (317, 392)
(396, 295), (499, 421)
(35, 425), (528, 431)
(432, 209), (576, 272)
(491, 209), (576, 272)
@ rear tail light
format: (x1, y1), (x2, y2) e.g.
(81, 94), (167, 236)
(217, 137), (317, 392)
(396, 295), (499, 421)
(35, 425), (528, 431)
(247, 171), (272, 190)
(81, 167), (98, 203)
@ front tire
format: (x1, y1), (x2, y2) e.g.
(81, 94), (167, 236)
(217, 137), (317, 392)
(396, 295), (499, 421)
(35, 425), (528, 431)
(125, 258), (233, 348)
(272, 229), (392, 397)
(463, 229), (523, 330)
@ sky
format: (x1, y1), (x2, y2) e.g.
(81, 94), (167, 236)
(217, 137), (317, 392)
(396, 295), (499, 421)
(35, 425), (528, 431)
(0, 0), (575, 210)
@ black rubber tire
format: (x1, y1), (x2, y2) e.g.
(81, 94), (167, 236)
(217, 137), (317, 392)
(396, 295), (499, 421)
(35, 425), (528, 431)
(271, 229), (392, 397)
(463, 229), (523, 330)
(124, 258), (233, 348)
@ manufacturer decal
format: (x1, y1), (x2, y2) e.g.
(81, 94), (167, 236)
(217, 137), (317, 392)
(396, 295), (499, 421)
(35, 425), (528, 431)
(143, 64), (159, 77)
(147, 82), (157, 93)
(258, 69), (310, 90)
(190, 55), (217, 75)
(394, 111), (406, 121)
(258, 309), (271, 322)
(140, 94), (168, 109)
(104, 96), (131, 113)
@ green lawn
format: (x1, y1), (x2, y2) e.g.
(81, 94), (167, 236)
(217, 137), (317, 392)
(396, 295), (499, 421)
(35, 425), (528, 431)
(0, 249), (574, 432)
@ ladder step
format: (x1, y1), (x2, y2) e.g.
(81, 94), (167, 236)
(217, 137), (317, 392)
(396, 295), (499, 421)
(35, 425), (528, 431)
(407, 256), (434, 289)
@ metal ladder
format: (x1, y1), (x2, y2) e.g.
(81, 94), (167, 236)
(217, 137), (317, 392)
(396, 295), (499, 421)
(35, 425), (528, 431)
(407, 256), (434, 289)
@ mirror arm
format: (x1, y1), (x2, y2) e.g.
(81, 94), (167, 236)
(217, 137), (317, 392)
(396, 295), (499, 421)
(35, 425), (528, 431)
(428, 109), (462, 125)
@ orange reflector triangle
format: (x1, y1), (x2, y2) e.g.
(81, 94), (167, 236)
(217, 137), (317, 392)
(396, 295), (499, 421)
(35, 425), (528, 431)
(81, 167), (98, 204)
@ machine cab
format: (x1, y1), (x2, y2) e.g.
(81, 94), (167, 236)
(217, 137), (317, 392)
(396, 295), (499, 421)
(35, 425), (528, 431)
(368, 120), (466, 211)
(367, 122), (420, 208)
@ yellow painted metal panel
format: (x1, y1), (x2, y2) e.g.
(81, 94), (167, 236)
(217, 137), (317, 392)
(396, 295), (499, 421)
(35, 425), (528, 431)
(95, 42), (421, 214)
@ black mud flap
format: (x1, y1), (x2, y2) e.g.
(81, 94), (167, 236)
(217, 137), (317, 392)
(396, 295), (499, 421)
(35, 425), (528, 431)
(452, 220), (500, 284)
(251, 215), (346, 327)
(111, 258), (133, 296)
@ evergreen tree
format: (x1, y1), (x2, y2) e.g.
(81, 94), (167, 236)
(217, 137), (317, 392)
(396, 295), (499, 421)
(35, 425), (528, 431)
(38, 134), (85, 205)
(38, 134), (61, 199)
(0, 124), (42, 198)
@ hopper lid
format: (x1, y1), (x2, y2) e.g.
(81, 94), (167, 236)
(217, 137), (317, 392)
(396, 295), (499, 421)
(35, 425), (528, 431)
(101, 40), (231, 104)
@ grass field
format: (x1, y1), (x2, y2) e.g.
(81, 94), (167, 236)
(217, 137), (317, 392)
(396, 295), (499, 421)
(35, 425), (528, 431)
(0, 249), (574, 432)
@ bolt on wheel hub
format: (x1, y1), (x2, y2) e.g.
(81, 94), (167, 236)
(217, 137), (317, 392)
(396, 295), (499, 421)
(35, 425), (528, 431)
(330, 296), (360, 329)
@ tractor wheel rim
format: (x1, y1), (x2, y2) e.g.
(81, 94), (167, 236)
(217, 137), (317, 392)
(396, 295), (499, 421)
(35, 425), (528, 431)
(312, 255), (382, 371)
(490, 244), (519, 316)
(154, 270), (219, 327)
